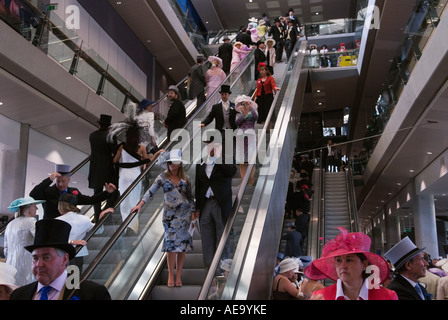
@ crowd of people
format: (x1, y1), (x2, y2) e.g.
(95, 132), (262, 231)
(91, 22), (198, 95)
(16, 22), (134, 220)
(274, 226), (448, 300)
(3, 9), (445, 302)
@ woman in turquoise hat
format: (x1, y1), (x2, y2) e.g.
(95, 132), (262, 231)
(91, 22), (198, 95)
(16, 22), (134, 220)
(4, 197), (45, 286)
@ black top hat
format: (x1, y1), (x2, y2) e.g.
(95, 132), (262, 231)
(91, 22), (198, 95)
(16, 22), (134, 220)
(98, 114), (112, 126)
(219, 85), (232, 94)
(25, 219), (76, 260)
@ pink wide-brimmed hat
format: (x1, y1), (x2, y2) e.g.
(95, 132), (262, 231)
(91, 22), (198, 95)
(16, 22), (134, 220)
(208, 56), (223, 68)
(304, 227), (389, 284)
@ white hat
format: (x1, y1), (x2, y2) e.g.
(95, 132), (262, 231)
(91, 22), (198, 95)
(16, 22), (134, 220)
(265, 38), (276, 46)
(384, 237), (425, 271)
(0, 262), (18, 290)
(157, 149), (188, 167)
(234, 95), (258, 113)
(436, 258), (448, 272)
(278, 258), (299, 273)
(220, 259), (233, 272)
(248, 17), (258, 23)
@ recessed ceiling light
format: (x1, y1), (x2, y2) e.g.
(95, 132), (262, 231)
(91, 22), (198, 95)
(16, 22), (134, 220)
(117, 1), (122, 4)
(168, 67), (173, 70)
(409, 169), (414, 173)
(316, 89), (321, 93)
(0, 101), (3, 105)
(66, 136), (72, 140)
(427, 151), (433, 155)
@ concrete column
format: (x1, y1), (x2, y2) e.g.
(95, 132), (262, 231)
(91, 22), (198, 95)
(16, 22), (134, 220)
(371, 226), (384, 256)
(0, 123), (29, 217)
(412, 194), (439, 259)
(385, 214), (401, 251)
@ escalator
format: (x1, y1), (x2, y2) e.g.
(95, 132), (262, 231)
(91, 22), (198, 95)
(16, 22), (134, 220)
(70, 41), (307, 301)
(308, 153), (359, 265)
(63, 47), (258, 300)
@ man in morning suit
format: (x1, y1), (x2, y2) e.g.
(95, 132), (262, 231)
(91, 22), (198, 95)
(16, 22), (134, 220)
(30, 164), (117, 219)
(9, 219), (111, 300)
(217, 35), (233, 75)
(88, 114), (117, 223)
(385, 236), (431, 300)
(195, 138), (237, 270)
(200, 85), (237, 162)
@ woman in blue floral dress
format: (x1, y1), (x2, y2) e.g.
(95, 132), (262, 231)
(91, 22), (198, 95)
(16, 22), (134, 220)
(132, 149), (195, 287)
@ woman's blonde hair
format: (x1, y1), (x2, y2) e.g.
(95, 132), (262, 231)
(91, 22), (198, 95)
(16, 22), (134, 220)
(165, 163), (187, 181)
(58, 201), (80, 214)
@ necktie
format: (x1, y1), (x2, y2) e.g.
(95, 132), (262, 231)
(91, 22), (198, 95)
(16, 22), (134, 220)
(40, 286), (52, 300)
(414, 283), (424, 300)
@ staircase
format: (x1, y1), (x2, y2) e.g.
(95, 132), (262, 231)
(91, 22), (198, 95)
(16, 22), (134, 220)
(324, 171), (351, 240)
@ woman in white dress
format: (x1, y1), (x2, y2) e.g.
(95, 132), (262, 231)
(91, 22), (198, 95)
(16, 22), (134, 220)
(56, 193), (95, 273)
(5, 197), (45, 286)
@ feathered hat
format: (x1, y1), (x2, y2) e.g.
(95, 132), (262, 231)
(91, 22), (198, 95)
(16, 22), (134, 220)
(107, 115), (153, 146)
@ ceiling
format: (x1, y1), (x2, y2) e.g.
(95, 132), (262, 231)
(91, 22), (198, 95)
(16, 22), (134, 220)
(194, 0), (359, 32)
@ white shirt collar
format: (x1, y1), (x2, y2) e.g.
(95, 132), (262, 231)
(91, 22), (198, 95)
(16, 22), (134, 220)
(335, 278), (370, 300)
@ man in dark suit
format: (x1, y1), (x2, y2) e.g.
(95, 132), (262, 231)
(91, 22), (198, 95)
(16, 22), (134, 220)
(217, 35), (233, 75)
(285, 19), (299, 61)
(385, 237), (431, 300)
(269, 18), (285, 62)
(188, 54), (207, 107)
(88, 114), (117, 223)
(195, 139), (237, 270)
(163, 85), (187, 142)
(10, 219), (111, 300)
(254, 41), (266, 79)
(30, 164), (117, 219)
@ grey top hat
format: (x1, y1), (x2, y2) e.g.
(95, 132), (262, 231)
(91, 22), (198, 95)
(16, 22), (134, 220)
(55, 164), (71, 176)
(384, 236), (425, 271)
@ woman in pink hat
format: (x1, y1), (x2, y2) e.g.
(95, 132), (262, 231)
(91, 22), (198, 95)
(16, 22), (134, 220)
(205, 56), (227, 109)
(305, 227), (398, 300)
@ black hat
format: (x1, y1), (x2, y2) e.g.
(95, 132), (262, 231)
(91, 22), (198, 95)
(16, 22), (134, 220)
(98, 114), (112, 126)
(219, 85), (232, 94)
(25, 219), (76, 260)
(59, 193), (78, 207)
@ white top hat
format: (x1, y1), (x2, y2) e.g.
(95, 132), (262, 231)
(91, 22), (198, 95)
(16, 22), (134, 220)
(384, 236), (425, 271)
(0, 262), (18, 290)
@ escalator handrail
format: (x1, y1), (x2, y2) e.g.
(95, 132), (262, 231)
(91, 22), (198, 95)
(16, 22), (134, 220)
(76, 49), (257, 284)
(197, 40), (305, 300)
